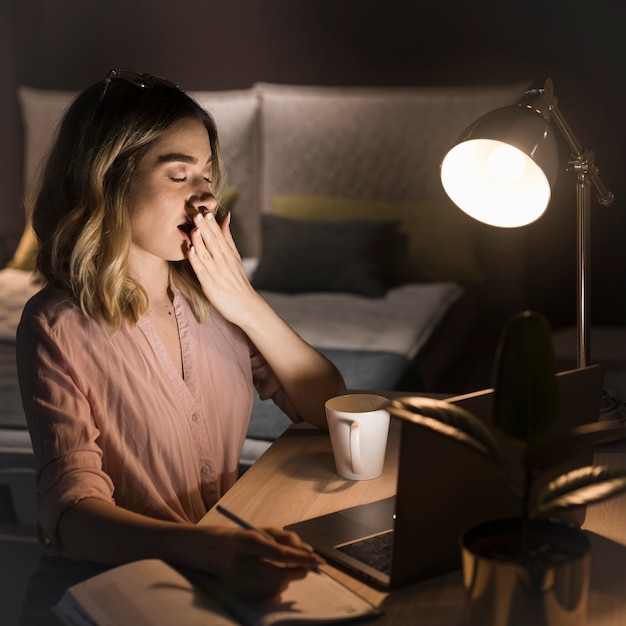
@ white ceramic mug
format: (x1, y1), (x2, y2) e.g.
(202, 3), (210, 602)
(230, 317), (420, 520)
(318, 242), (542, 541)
(325, 393), (390, 480)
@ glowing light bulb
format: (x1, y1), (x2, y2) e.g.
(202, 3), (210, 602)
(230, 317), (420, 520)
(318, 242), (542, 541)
(486, 144), (526, 183)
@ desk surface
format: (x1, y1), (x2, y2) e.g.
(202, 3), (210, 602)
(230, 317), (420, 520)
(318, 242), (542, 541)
(201, 421), (626, 625)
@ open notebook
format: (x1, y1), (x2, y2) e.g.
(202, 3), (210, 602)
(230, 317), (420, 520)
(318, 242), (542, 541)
(53, 558), (381, 626)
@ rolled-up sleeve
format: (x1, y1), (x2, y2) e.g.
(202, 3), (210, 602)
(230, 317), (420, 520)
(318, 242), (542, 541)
(17, 307), (115, 552)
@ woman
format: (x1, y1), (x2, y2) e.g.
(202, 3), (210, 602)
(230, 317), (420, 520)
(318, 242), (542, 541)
(17, 69), (345, 619)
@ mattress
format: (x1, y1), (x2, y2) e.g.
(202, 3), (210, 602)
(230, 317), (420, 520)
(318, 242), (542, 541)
(0, 269), (40, 470)
(0, 340), (24, 429)
(259, 281), (464, 360)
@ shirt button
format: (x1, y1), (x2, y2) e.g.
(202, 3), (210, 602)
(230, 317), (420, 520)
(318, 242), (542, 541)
(202, 465), (211, 474)
(192, 413), (200, 422)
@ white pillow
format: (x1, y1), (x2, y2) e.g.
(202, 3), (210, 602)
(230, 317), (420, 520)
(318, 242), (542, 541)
(18, 86), (76, 190)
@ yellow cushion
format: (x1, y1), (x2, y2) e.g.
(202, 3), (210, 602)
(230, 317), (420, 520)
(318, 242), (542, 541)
(218, 187), (239, 218)
(271, 195), (483, 284)
(5, 222), (38, 271)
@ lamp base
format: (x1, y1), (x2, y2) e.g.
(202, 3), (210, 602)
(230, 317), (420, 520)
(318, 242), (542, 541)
(552, 326), (626, 422)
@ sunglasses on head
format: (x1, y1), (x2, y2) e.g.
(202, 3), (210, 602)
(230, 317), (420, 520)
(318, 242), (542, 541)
(99, 69), (183, 102)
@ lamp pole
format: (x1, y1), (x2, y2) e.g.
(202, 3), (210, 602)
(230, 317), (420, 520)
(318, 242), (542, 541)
(575, 159), (592, 368)
(540, 81), (614, 368)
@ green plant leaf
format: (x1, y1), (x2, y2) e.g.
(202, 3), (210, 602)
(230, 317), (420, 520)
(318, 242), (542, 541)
(527, 420), (626, 477)
(534, 465), (626, 517)
(388, 396), (505, 470)
(493, 311), (559, 445)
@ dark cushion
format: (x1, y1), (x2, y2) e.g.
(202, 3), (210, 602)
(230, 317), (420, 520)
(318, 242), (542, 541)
(271, 195), (484, 284)
(252, 215), (398, 297)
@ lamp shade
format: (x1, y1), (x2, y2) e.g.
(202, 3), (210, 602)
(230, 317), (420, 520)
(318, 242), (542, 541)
(441, 103), (559, 227)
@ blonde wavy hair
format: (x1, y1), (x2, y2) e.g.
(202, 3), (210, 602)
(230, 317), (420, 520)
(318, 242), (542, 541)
(31, 74), (225, 330)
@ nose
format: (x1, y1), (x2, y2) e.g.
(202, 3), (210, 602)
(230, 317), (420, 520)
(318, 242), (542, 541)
(188, 188), (218, 217)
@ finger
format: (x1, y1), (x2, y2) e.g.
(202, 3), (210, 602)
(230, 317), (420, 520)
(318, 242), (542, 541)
(238, 530), (323, 568)
(219, 210), (231, 231)
(192, 211), (234, 261)
(219, 212), (241, 255)
(211, 211), (241, 261)
(189, 213), (223, 264)
(264, 528), (317, 554)
(193, 211), (216, 242)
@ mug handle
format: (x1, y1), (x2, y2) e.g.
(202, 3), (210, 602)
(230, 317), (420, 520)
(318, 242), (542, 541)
(349, 421), (363, 474)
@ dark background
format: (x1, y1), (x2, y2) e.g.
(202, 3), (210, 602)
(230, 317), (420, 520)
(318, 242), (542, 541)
(1, 0), (625, 329)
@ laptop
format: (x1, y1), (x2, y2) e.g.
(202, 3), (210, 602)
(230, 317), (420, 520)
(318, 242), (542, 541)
(286, 365), (604, 588)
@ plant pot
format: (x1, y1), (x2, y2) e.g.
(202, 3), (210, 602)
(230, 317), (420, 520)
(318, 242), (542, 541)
(461, 517), (591, 626)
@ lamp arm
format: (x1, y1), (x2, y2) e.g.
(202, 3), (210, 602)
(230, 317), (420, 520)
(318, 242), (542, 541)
(548, 102), (615, 207)
(547, 102), (584, 159)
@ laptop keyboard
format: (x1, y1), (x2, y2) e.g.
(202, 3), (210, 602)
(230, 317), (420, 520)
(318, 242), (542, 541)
(336, 530), (394, 575)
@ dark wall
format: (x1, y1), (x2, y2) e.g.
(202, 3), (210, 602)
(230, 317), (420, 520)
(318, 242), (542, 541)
(4, 0), (626, 326)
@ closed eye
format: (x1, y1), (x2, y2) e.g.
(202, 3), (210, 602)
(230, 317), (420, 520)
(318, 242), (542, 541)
(169, 176), (212, 185)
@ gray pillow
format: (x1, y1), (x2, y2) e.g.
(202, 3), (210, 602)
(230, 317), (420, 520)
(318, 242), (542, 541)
(252, 215), (398, 297)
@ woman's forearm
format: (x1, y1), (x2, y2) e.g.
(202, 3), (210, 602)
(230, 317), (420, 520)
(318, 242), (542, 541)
(241, 297), (347, 429)
(57, 498), (200, 567)
(56, 498), (323, 598)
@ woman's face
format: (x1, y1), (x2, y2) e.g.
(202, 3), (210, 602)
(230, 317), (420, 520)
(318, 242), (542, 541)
(127, 117), (218, 265)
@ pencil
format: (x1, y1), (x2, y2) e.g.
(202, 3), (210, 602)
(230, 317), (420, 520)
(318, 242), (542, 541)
(216, 505), (322, 572)
(216, 505), (276, 542)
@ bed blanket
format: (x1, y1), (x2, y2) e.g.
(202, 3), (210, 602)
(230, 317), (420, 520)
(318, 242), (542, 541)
(259, 282), (464, 359)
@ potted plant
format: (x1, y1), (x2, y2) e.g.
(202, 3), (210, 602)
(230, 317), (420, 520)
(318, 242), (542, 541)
(387, 310), (626, 626)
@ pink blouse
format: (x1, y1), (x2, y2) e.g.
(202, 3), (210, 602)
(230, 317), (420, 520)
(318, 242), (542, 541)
(16, 285), (299, 553)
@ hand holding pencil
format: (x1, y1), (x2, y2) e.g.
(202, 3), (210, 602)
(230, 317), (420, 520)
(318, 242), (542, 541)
(216, 505), (323, 572)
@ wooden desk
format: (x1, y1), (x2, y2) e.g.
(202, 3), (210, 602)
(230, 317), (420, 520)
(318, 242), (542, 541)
(201, 422), (626, 625)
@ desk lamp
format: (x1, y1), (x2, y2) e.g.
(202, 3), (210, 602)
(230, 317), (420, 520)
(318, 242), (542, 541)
(440, 78), (614, 372)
